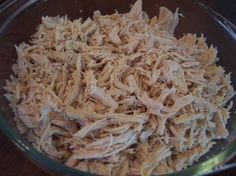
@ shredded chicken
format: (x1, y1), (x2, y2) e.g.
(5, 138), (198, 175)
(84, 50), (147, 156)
(4, 0), (235, 175)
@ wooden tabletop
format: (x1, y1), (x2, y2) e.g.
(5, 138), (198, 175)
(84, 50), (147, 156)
(0, 131), (47, 176)
(0, 0), (236, 176)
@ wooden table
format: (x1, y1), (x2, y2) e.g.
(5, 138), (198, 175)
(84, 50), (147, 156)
(0, 0), (235, 176)
(0, 131), (46, 176)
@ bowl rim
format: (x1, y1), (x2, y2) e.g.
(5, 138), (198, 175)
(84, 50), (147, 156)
(0, 0), (236, 175)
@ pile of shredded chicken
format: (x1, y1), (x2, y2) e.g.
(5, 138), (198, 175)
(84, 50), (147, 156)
(4, 0), (235, 175)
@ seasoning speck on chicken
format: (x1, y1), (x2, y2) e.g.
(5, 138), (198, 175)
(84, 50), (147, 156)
(4, 0), (235, 175)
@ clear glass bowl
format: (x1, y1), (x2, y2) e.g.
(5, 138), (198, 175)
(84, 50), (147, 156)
(0, 0), (236, 175)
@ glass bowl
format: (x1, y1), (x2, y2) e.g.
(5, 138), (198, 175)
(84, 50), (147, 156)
(0, 0), (236, 175)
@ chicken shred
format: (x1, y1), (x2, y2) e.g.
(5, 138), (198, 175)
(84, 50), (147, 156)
(4, 0), (235, 175)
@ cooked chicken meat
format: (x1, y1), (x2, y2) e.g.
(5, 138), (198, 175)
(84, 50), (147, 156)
(4, 0), (235, 175)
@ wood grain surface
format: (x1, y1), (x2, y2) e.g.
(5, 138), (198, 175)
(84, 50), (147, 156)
(0, 0), (235, 176)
